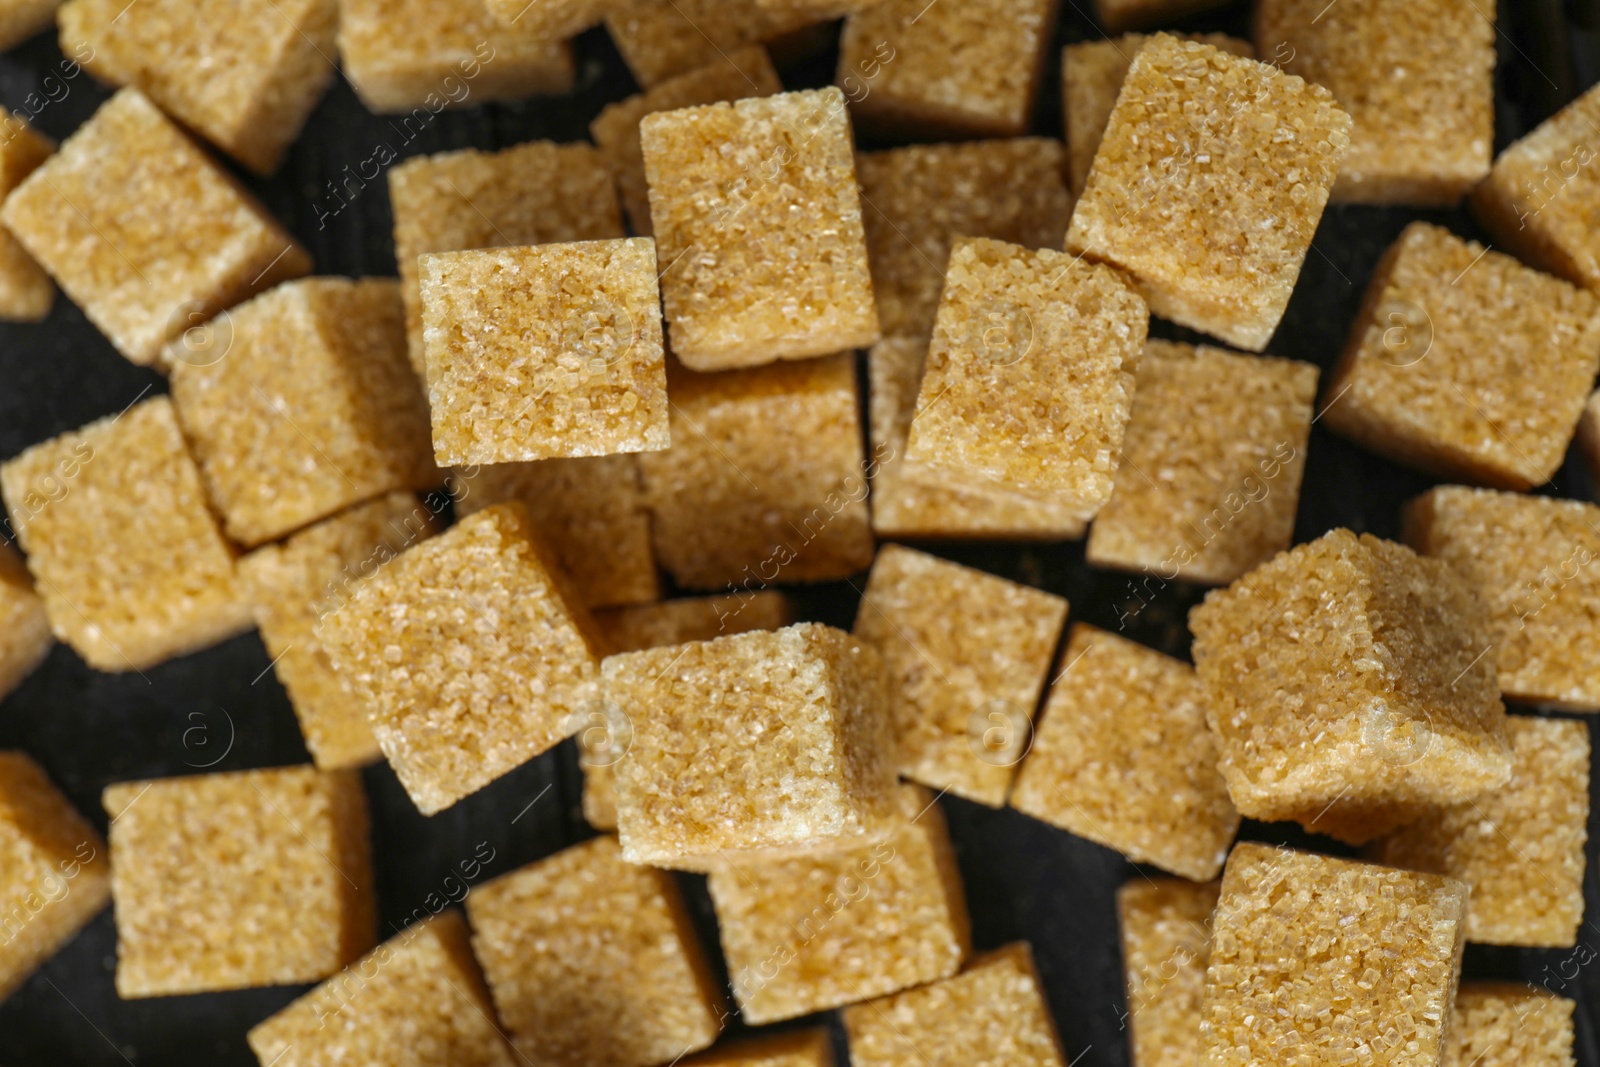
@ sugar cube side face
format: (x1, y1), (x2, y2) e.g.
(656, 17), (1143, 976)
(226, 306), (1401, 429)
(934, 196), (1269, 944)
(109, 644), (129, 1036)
(1091, 0), (1234, 33)
(1450, 983), (1577, 1067)
(0, 113), (55, 321)
(604, 0), (811, 88)
(1116, 879), (1220, 1067)
(0, 541), (52, 701)
(681, 1029), (835, 1067)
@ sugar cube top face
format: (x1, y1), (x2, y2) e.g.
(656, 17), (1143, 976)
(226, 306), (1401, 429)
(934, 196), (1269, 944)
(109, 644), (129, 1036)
(1323, 223), (1600, 490)
(1117, 879), (1219, 1067)
(1188, 529), (1511, 845)
(838, 0), (1057, 138)
(0, 89), (310, 367)
(1375, 716), (1589, 948)
(843, 942), (1067, 1067)
(604, 0), (811, 88)
(1066, 36), (1351, 352)
(247, 911), (519, 1067)
(1011, 625), (1240, 881)
(903, 238), (1147, 514)
(607, 622), (898, 867)
(1085, 340), (1318, 586)
(58, 0), (338, 175)
(103, 765), (374, 998)
(0, 396), (252, 673)
(1451, 983), (1577, 1067)
(170, 277), (438, 548)
(682, 1030), (835, 1067)
(856, 139), (1076, 340)
(0, 113), (55, 322)
(0, 752), (110, 1003)
(421, 240), (670, 465)
(708, 784), (970, 1023)
(1092, 0), (1234, 32)
(1201, 844), (1469, 1067)
(853, 545), (1067, 806)
(641, 88), (880, 370)
(0, 0), (61, 50)
(319, 503), (603, 815)
(0, 541), (52, 702)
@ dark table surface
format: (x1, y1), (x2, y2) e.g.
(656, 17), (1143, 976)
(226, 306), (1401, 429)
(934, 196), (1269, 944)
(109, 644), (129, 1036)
(2, 1), (1600, 1064)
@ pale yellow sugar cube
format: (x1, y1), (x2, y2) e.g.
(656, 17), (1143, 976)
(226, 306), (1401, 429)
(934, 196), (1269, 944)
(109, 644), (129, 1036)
(0, 541), (51, 701)
(0, 113), (54, 322)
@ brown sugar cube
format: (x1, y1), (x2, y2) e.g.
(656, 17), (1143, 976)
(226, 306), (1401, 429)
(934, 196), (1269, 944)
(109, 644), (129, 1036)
(1201, 843), (1469, 1067)
(337, 0), (573, 114)
(853, 544), (1067, 806)
(1449, 983), (1577, 1067)
(606, 622), (898, 867)
(902, 238), (1147, 515)
(0, 114), (54, 322)
(1117, 879), (1219, 1067)
(421, 239), (669, 465)
(0, 752), (109, 1002)
(1405, 487), (1600, 710)
(638, 354), (875, 590)
(1188, 529), (1512, 844)
(843, 942), (1068, 1067)
(837, 0), (1056, 138)
(1374, 716), (1589, 948)
(239, 493), (438, 772)
(465, 836), (722, 1066)
(1011, 625), (1240, 881)
(58, 0), (337, 175)
(484, 0), (605, 37)
(169, 278), (438, 548)
(1322, 223), (1600, 490)
(389, 140), (623, 377)
(590, 47), (784, 236)
(247, 911), (518, 1067)
(755, 0), (884, 15)
(320, 503), (602, 815)
(682, 1030), (834, 1067)
(1066, 36), (1351, 352)
(856, 139), (1075, 340)
(0, 89), (309, 367)
(641, 88), (879, 370)
(1085, 340), (1318, 586)
(0, 396), (252, 673)
(604, 0), (814, 89)
(104, 764), (374, 997)
(0, 541), (51, 701)
(1091, 0), (1233, 32)
(0, 0), (60, 49)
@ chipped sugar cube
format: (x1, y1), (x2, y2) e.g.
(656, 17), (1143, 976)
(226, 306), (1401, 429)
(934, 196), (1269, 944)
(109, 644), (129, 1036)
(682, 1030), (835, 1067)
(0, 113), (54, 322)
(1091, 0), (1233, 32)
(0, 542), (51, 702)
(1116, 879), (1219, 1067)
(0, 0), (61, 50)
(1450, 983), (1576, 1067)
(604, 0), (815, 88)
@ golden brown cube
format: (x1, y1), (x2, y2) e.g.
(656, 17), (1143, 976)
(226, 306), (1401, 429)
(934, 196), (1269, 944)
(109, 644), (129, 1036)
(104, 764), (374, 998)
(0, 0), (60, 49)
(853, 544), (1067, 806)
(0, 396), (252, 673)
(641, 88), (879, 369)
(1066, 36), (1351, 352)
(1012, 625), (1239, 881)
(1450, 983), (1576, 1067)
(1323, 222), (1600, 490)
(638, 354), (875, 590)
(1188, 529), (1511, 844)
(1117, 879), (1219, 1067)
(682, 1030), (834, 1067)
(0, 542), (51, 701)
(465, 836), (722, 1066)
(604, 0), (814, 88)
(0, 752), (109, 1002)
(169, 278), (438, 548)
(1085, 340), (1318, 586)
(0, 114), (54, 321)
(319, 503), (603, 815)
(1091, 0), (1233, 32)
(0, 89), (309, 367)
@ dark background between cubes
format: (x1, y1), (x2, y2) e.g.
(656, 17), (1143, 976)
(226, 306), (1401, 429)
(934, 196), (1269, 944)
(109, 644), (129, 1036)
(1, 0), (1598, 1063)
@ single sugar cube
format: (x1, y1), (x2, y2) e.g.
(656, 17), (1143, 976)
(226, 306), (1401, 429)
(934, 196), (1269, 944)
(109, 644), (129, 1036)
(0, 113), (54, 322)
(319, 503), (603, 815)
(239, 493), (439, 771)
(169, 277), (438, 548)
(1374, 715), (1589, 948)
(484, 0), (606, 37)
(606, 622), (898, 868)
(388, 141), (624, 377)
(708, 784), (970, 1023)
(1092, 0), (1233, 32)
(590, 46), (783, 236)
(247, 911), (518, 1067)
(0, 541), (51, 701)
(637, 354), (876, 590)
(465, 836), (723, 1066)
(1451, 983), (1576, 1067)
(1321, 222), (1600, 490)
(0, 0), (60, 49)
(605, 0), (814, 88)
(682, 1030), (834, 1067)
(1085, 340), (1318, 586)
(853, 544), (1067, 806)
(1201, 843), (1468, 1067)
(58, 0), (338, 175)
(0, 396), (252, 673)
(838, 0), (1056, 138)
(641, 88), (879, 370)
(843, 942), (1067, 1067)
(0, 89), (310, 367)
(1066, 36), (1351, 352)
(1188, 528), (1512, 844)
(1117, 879), (1219, 1067)
(104, 764), (374, 997)
(1011, 625), (1239, 881)
(0, 751), (109, 1002)
(421, 239), (670, 466)
(902, 238), (1147, 515)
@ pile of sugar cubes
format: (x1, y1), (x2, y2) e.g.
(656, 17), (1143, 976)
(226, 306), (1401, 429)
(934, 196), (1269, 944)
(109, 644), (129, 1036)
(0, 0), (1596, 1063)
